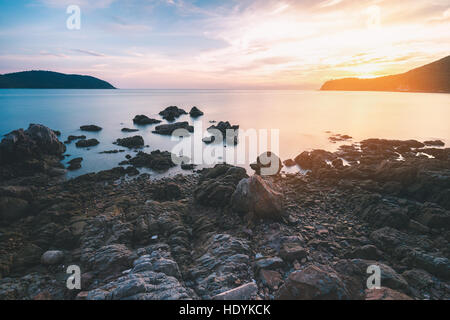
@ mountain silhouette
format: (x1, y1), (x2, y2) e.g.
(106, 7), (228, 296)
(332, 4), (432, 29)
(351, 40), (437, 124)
(321, 55), (450, 93)
(0, 70), (115, 89)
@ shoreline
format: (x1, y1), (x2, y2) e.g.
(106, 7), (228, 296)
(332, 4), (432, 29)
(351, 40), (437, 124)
(0, 124), (449, 300)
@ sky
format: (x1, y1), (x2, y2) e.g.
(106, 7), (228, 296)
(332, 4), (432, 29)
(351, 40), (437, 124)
(0, 0), (449, 89)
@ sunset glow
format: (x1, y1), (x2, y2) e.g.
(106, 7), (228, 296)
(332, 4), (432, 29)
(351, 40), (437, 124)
(0, 0), (449, 88)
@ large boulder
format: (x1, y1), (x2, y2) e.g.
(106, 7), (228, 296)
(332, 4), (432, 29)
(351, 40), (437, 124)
(207, 121), (239, 145)
(0, 124), (66, 164)
(275, 264), (350, 300)
(80, 125), (102, 132)
(231, 175), (285, 221)
(189, 106), (204, 118)
(128, 150), (177, 172)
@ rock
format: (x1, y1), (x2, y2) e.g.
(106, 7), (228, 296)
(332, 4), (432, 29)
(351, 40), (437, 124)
(153, 122), (194, 135)
(279, 243), (307, 262)
(86, 244), (134, 277)
(212, 283), (258, 300)
(41, 250), (64, 265)
(283, 159), (296, 167)
(207, 121), (239, 145)
(365, 287), (413, 300)
(13, 244), (44, 271)
(128, 150), (177, 171)
(115, 136), (144, 149)
(152, 183), (182, 201)
(275, 265), (350, 300)
(86, 251), (189, 300)
(121, 128), (139, 132)
(65, 135), (86, 143)
(345, 245), (383, 260)
(190, 234), (252, 299)
(133, 115), (162, 125)
(0, 124), (66, 164)
(423, 140), (445, 147)
(159, 106), (187, 121)
(99, 149), (125, 154)
(250, 152), (283, 176)
(202, 136), (215, 144)
(80, 125), (102, 132)
(189, 106), (204, 117)
(194, 164), (248, 207)
(76, 139), (99, 148)
(181, 163), (196, 170)
(0, 197), (29, 222)
(255, 257), (284, 270)
(231, 175), (285, 221)
(402, 269), (435, 290)
(67, 157), (83, 170)
(408, 250), (450, 279)
(259, 270), (282, 289)
(294, 150), (335, 171)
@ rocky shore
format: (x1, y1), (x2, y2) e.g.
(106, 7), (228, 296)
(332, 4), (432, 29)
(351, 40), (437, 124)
(0, 124), (449, 300)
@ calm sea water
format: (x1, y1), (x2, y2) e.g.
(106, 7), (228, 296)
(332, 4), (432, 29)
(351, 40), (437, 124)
(0, 89), (449, 178)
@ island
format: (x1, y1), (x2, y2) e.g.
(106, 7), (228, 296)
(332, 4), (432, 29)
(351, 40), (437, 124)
(320, 55), (450, 93)
(0, 70), (115, 89)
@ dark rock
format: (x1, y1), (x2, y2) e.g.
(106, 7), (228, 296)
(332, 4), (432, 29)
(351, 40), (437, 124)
(128, 150), (177, 171)
(194, 164), (248, 207)
(0, 196), (29, 222)
(67, 157), (83, 170)
(189, 106), (204, 117)
(423, 140), (445, 147)
(207, 121), (239, 145)
(0, 124), (66, 165)
(250, 152), (283, 176)
(65, 135), (86, 144)
(152, 182), (182, 201)
(76, 139), (99, 148)
(255, 257), (284, 270)
(259, 270), (283, 289)
(202, 136), (215, 144)
(159, 106), (187, 121)
(279, 243), (307, 262)
(121, 128), (139, 132)
(132, 115), (162, 125)
(153, 122), (194, 135)
(80, 125), (102, 132)
(115, 136), (144, 149)
(294, 150), (335, 171)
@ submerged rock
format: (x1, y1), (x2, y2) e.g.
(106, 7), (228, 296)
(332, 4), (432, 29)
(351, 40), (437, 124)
(128, 150), (177, 171)
(67, 157), (83, 170)
(159, 106), (187, 121)
(132, 115), (161, 125)
(76, 139), (99, 148)
(121, 128), (139, 132)
(189, 106), (204, 118)
(114, 136), (144, 149)
(152, 122), (194, 135)
(80, 125), (102, 132)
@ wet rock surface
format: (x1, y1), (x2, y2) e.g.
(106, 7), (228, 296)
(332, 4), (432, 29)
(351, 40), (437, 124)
(132, 115), (161, 126)
(153, 122), (194, 136)
(159, 106), (187, 122)
(114, 136), (144, 149)
(75, 139), (99, 148)
(0, 131), (449, 300)
(80, 125), (102, 132)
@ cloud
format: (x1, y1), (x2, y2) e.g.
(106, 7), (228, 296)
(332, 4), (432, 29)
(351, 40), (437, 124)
(39, 0), (116, 9)
(72, 49), (106, 57)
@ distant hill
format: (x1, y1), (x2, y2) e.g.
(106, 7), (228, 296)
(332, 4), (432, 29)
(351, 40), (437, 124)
(320, 55), (450, 93)
(0, 70), (115, 89)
